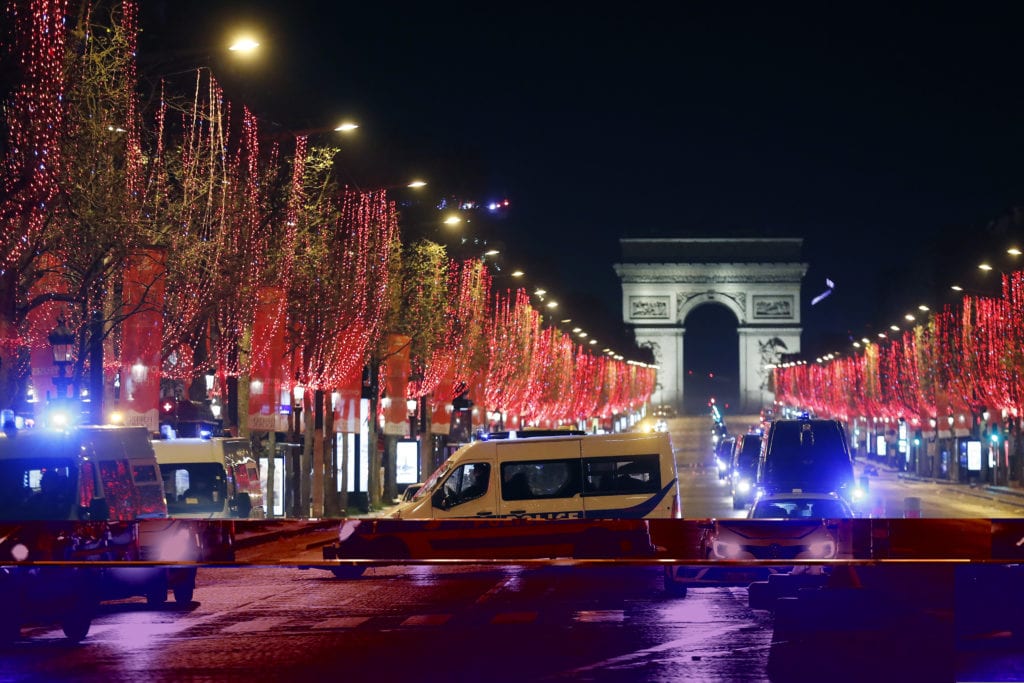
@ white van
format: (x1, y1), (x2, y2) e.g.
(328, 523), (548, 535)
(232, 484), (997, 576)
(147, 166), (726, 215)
(153, 437), (265, 519)
(395, 431), (681, 520)
(320, 432), (680, 575)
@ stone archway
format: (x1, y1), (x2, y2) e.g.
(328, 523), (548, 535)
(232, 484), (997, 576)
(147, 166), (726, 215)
(613, 238), (807, 414)
(682, 300), (739, 413)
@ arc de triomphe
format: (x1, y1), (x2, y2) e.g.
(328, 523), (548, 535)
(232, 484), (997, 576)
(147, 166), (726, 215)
(614, 238), (807, 414)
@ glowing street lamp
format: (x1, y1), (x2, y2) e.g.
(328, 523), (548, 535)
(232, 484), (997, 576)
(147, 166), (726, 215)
(228, 36), (261, 54)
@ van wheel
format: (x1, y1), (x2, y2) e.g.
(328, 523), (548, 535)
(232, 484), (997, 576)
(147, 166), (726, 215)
(330, 565), (366, 579)
(173, 582), (194, 604)
(146, 575), (168, 606)
(663, 567), (688, 598)
(61, 609), (92, 643)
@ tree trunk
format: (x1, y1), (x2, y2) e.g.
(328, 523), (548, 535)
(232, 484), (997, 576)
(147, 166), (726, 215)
(266, 428), (276, 518)
(300, 391), (313, 517)
(237, 325), (252, 439)
(312, 390), (324, 517)
(368, 396), (380, 510)
(384, 434), (397, 503)
(323, 393), (337, 517)
(339, 429), (349, 514)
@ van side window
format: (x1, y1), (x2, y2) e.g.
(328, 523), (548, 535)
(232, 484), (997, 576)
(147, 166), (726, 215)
(581, 454), (661, 495)
(500, 460), (581, 501)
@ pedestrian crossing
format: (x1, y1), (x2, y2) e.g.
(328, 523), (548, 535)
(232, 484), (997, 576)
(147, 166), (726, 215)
(24, 605), (633, 643)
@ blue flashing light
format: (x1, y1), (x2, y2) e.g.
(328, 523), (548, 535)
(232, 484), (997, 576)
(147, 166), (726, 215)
(199, 429), (212, 440)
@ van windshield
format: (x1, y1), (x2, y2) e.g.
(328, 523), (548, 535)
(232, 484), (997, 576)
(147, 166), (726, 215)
(0, 458), (78, 520)
(160, 463), (228, 515)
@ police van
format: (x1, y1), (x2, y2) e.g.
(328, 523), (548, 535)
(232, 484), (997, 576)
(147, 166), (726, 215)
(320, 431), (680, 576)
(0, 425), (200, 641)
(153, 436), (264, 520)
(396, 430), (680, 521)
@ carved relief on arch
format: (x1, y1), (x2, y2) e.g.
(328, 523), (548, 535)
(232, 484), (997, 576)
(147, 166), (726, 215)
(677, 290), (746, 323)
(640, 340), (663, 366)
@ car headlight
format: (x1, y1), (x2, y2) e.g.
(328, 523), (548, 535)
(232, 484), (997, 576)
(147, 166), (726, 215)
(808, 540), (836, 558)
(158, 527), (196, 561)
(717, 459), (728, 471)
(737, 480), (751, 493)
(10, 543), (29, 561)
(712, 540), (742, 559)
(851, 487), (866, 501)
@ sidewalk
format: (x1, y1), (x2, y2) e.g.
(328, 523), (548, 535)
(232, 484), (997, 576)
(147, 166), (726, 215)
(234, 502), (404, 549)
(859, 459), (1024, 507)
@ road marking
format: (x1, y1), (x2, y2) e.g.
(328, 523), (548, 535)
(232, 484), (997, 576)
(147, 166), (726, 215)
(313, 616), (371, 629)
(574, 610), (624, 623)
(476, 575), (517, 604)
(401, 613), (452, 627)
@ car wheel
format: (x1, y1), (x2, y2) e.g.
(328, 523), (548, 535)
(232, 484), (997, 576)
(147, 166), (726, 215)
(663, 567), (688, 598)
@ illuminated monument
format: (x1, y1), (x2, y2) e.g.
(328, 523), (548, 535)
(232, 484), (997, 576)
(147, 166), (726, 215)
(615, 238), (806, 414)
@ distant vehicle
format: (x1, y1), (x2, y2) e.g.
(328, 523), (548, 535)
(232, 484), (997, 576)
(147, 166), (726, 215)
(651, 404), (678, 419)
(654, 418), (669, 433)
(757, 416), (862, 504)
(400, 482), (424, 503)
(715, 436), (736, 480)
(153, 436), (264, 520)
(730, 432), (762, 509)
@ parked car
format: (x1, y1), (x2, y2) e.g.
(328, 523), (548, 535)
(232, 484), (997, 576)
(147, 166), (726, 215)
(400, 482), (424, 503)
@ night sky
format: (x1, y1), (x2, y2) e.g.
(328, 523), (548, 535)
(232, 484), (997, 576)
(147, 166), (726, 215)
(140, 2), (1024, 363)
